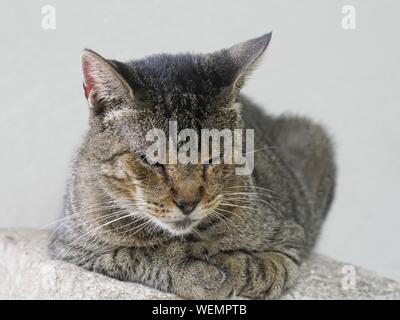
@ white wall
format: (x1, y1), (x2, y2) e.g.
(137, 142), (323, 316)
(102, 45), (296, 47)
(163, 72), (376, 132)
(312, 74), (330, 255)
(1, 0), (399, 281)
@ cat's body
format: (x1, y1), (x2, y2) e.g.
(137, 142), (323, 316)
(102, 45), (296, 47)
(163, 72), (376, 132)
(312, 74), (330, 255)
(49, 34), (336, 299)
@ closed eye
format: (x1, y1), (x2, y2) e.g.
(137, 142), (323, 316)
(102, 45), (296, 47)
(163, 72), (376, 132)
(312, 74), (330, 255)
(139, 154), (166, 174)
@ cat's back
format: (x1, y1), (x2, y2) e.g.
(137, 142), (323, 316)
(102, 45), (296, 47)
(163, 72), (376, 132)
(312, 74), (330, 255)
(240, 95), (336, 249)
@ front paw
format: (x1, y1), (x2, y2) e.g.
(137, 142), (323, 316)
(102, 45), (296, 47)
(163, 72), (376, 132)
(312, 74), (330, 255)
(208, 251), (296, 300)
(188, 241), (219, 260)
(176, 259), (235, 299)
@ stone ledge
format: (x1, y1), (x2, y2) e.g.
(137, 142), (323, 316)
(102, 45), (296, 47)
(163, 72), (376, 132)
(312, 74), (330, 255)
(0, 229), (399, 299)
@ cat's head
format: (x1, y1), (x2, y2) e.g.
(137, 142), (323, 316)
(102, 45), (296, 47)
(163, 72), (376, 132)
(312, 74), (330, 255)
(81, 33), (271, 235)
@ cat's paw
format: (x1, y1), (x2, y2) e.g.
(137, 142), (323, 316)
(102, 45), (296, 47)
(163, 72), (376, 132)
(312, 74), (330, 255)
(176, 259), (235, 299)
(187, 241), (219, 260)
(208, 251), (296, 300)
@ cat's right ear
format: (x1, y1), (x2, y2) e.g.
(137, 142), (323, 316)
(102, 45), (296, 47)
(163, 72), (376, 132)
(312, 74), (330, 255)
(81, 49), (133, 116)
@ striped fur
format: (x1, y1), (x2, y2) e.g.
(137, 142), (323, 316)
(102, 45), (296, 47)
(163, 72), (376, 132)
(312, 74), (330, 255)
(49, 34), (336, 299)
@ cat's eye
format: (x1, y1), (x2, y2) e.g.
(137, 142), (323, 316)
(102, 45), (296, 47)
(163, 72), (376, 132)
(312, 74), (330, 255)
(202, 163), (214, 177)
(139, 155), (166, 174)
(202, 153), (224, 170)
(151, 162), (166, 174)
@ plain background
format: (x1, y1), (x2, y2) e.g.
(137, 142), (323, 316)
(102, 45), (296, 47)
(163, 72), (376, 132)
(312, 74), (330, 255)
(1, 0), (399, 282)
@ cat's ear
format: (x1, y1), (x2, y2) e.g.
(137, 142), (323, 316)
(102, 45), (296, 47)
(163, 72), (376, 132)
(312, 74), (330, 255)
(81, 49), (133, 115)
(223, 32), (272, 95)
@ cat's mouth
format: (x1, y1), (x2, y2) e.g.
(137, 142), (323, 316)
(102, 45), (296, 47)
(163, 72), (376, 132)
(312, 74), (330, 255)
(161, 217), (201, 234)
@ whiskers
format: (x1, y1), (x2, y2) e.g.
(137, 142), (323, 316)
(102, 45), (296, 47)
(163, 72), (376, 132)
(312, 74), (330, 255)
(48, 192), (161, 266)
(208, 208), (238, 232)
(222, 184), (278, 210)
(201, 184), (278, 232)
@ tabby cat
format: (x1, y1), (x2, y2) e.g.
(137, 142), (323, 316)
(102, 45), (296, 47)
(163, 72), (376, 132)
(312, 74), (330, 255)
(49, 33), (336, 299)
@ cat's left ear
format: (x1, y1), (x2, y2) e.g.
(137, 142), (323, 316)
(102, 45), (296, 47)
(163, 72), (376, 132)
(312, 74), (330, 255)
(223, 32), (272, 95)
(81, 49), (133, 116)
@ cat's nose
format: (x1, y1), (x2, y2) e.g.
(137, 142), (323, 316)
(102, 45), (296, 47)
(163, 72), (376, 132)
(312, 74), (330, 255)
(174, 199), (200, 215)
(171, 186), (203, 215)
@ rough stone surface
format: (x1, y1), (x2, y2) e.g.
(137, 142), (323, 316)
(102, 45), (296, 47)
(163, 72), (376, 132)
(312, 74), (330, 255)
(0, 229), (399, 300)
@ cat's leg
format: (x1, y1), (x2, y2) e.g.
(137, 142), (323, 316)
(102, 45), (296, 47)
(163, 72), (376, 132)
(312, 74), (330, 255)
(188, 216), (306, 299)
(208, 249), (300, 299)
(49, 238), (234, 299)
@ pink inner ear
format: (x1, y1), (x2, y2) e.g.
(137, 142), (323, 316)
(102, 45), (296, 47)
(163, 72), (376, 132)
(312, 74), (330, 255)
(83, 82), (91, 99)
(82, 59), (95, 100)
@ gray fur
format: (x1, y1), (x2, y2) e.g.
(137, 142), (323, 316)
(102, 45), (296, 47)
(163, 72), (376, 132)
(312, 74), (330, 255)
(49, 33), (336, 299)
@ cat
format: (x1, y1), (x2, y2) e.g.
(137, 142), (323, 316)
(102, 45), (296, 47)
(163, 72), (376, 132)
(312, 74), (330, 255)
(49, 33), (336, 299)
